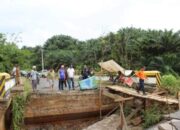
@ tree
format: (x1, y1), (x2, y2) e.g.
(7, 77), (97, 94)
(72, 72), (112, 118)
(1, 28), (180, 75)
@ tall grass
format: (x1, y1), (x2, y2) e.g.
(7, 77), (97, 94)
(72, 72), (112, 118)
(142, 104), (162, 128)
(12, 78), (31, 130)
(161, 74), (180, 95)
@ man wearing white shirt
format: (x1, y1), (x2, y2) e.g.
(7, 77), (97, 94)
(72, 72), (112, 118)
(11, 64), (21, 86)
(67, 65), (75, 90)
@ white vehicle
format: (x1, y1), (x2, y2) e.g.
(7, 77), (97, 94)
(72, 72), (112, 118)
(40, 70), (48, 78)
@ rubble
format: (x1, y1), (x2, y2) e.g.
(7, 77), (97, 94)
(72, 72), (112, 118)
(83, 114), (120, 130)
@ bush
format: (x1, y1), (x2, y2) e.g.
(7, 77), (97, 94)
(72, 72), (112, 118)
(161, 74), (180, 95)
(162, 74), (177, 86)
(143, 104), (162, 128)
(124, 105), (132, 116)
(12, 95), (26, 130)
(12, 78), (31, 130)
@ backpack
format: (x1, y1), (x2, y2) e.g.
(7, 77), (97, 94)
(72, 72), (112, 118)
(59, 69), (65, 80)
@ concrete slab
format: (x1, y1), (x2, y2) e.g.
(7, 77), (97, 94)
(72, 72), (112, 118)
(164, 110), (180, 120)
(83, 114), (120, 130)
(170, 119), (180, 130)
(158, 123), (175, 130)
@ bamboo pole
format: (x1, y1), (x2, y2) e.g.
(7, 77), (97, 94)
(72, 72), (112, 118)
(99, 61), (103, 119)
(119, 102), (129, 130)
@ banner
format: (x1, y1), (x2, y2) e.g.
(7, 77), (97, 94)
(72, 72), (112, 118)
(124, 77), (134, 87)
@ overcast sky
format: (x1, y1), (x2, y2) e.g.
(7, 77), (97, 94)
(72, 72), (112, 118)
(1, 0), (180, 47)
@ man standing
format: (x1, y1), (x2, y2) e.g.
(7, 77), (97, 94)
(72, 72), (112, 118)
(58, 65), (66, 90)
(113, 71), (125, 85)
(11, 64), (21, 86)
(31, 66), (38, 92)
(67, 65), (75, 90)
(81, 65), (90, 80)
(47, 68), (55, 90)
(135, 66), (147, 95)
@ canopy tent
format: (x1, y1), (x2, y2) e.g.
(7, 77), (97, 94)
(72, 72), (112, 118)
(98, 60), (125, 74)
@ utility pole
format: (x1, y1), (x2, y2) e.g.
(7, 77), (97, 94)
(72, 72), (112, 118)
(41, 48), (44, 72)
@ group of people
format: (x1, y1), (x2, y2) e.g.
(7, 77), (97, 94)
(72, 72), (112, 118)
(16, 63), (97, 92)
(11, 64), (39, 92)
(30, 64), (95, 92)
(11, 63), (147, 95)
(58, 64), (75, 90)
(112, 66), (147, 95)
(29, 64), (75, 92)
(14, 64), (74, 92)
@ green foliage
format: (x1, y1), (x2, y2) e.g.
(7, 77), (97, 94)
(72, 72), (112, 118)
(142, 104), (162, 128)
(162, 74), (177, 86)
(12, 78), (31, 130)
(124, 105), (132, 116)
(44, 35), (78, 50)
(1, 28), (180, 75)
(12, 95), (26, 130)
(161, 74), (180, 95)
(0, 33), (33, 72)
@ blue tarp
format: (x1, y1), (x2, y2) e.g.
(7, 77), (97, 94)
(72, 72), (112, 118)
(79, 76), (99, 90)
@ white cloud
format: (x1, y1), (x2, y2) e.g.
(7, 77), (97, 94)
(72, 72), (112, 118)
(0, 0), (180, 48)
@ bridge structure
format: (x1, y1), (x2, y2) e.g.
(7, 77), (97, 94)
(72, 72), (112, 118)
(0, 73), (16, 130)
(0, 73), (179, 130)
(105, 85), (178, 105)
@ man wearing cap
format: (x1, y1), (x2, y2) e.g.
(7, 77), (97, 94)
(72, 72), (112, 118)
(31, 66), (38, 92)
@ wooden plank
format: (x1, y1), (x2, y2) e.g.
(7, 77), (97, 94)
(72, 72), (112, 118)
(115, 97), (133, 102)
(106, 85), (178, 104)
(126, 106), (142, 121)
(98, 60), (125, 73)
(119, 102), (129, 130)
(131, 116), (142, 126)
(103, 89), (122, 99)
(152, 90), (166, 95)
(103, 89), (133, 102)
